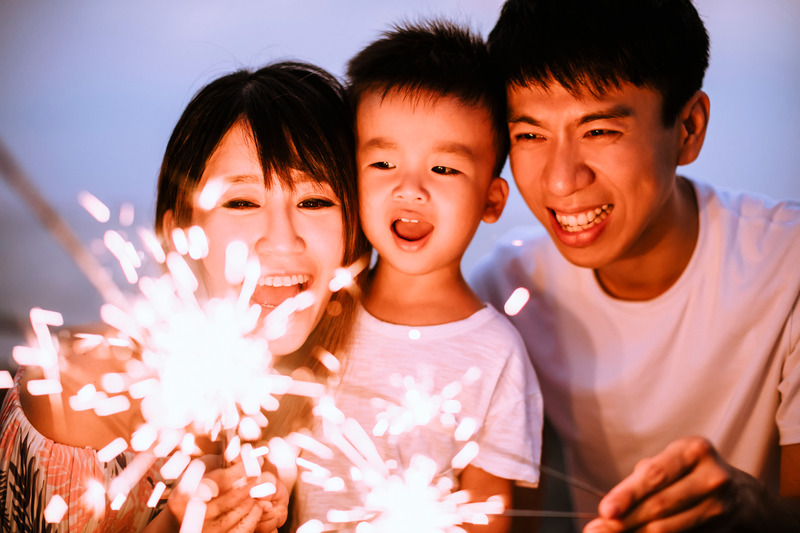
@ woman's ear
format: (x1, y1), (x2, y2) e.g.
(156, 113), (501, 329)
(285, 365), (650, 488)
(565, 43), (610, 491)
(482, 176), (509, 224)
(677, 90), (710, 166)
(161, 209), (176, 251)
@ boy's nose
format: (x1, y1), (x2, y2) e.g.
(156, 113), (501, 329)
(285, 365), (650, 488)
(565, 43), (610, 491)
(392, 172), (429, 203)
(254, 208), (305, 255)
(544, 141), (594, 197)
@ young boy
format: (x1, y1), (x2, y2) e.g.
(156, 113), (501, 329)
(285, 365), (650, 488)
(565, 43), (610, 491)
(295, 21), (543, 532)
(470, 0), (800, 531)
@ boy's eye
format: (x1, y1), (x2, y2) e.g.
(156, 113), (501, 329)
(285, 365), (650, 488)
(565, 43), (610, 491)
(222, 199), (259, 209)
(370, 161), (396, 170)
(431, 165), (459, 175)
(298, 197), (336, 209)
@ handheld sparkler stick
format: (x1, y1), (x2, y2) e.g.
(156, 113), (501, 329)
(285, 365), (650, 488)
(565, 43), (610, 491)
(539, 463), (606, 498)
(0, 137), (127, 310)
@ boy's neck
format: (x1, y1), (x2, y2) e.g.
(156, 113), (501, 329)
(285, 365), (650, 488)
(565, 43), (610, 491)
(362, 259), (484, 326)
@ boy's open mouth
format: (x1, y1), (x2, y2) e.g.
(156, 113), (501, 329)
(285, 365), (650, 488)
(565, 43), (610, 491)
(251, 274), (310, 309)
(392, 217), (434, 242)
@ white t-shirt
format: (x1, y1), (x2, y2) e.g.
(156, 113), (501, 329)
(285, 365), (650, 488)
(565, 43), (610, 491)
(296, 305), (543, 530)
(470, 180), (800, 517)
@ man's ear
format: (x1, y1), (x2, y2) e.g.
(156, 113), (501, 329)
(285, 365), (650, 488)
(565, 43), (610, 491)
(677, 90), (710, 166)
(161, 209), (177, 251)
(482, 176), (509, 224)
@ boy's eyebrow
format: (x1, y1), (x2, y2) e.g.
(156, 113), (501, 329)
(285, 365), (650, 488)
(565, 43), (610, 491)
(360, 137), (396, 151)
(361, 138), (475, 159)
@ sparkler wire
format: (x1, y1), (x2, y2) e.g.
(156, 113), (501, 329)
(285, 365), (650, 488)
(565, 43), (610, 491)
(0, 137), (128, 309)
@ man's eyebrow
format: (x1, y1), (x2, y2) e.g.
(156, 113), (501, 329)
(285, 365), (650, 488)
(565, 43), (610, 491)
(577, 105), (634, 125)
(508, 105), (635, 128)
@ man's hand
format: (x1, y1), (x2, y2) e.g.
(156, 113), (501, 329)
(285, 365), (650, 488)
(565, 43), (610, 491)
(583, 436), (799, 532)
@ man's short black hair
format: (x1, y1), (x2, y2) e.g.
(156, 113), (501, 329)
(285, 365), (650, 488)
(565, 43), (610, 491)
(347, 20), (509, 175)
(488, 0), (710, 125)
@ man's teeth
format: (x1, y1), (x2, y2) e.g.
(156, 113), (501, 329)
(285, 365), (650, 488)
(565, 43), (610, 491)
(400, 217), (419, 223)
(556, 204), (613, 232)
(257, 274), (310, 287)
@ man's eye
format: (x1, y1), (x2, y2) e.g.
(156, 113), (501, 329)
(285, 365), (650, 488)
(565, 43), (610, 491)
(298, 198), (335, 209)
(431, 165), (459, 175)
(222, 199), (259, 209)
(371, 161), (396, 170)
(514, 133), (541, 141)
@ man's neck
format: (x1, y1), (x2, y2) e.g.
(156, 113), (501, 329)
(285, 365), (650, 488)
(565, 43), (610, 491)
(362, 259), (484, 326)
(594, 177), (700, 301)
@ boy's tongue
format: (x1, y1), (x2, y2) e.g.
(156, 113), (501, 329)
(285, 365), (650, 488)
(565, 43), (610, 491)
(252, 284), (300, 308)
(393, 219), (433, 241)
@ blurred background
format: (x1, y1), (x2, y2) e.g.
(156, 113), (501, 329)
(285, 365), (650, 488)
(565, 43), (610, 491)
(1, 0), (799, 371)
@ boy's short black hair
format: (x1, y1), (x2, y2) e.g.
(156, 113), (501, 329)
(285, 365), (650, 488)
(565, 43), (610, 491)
(346, 20), (509, 176)
(488, 0), (710, 125)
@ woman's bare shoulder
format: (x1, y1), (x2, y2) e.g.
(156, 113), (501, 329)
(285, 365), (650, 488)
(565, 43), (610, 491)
(17, 325), (142, 450)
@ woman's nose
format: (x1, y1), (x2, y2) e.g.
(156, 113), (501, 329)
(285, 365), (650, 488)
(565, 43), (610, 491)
(254, 208), (305, 255)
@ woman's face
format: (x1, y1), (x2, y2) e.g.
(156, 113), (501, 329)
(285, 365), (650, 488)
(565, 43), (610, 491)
(179, 121), (345, 355)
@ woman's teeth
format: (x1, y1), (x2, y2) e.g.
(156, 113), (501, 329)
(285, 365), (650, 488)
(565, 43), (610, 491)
(257, 274), (310, 288)
(556, 204), (613, 232)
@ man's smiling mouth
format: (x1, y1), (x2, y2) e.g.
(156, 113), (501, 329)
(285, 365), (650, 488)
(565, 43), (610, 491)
(553, 204), (614, 232)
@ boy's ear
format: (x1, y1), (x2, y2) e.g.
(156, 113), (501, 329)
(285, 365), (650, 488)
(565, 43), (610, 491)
(482, 176), (509, 224)
(677, 90), (710, 166)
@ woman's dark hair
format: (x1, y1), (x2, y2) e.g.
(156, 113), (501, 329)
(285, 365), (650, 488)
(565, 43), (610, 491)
(488, 0), (710, 125)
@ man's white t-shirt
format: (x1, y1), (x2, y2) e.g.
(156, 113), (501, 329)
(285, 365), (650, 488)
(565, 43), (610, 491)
(470, 180), (800, 516)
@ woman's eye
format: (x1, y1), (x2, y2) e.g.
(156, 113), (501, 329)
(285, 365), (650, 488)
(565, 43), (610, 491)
(370, 161), (396, 170)
(298, 198), (335, 209)
(431, 165), (459, 175)
(222, 199), (259, 209)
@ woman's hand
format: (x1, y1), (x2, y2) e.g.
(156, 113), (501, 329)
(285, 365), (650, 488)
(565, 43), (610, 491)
(164, 455), (289, 533)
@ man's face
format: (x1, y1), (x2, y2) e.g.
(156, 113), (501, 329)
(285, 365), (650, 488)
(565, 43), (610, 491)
(507, 81), (683, 270)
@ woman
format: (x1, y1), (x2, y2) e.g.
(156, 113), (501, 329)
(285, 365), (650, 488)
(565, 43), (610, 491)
(0, 61), (368, 532)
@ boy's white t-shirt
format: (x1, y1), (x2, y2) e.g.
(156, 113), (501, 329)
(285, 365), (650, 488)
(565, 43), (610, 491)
(470, 180), (800, 516)
(295, 305), (543, 530)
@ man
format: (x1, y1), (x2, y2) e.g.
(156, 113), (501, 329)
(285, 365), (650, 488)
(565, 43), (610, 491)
(470, 0), (800, 531)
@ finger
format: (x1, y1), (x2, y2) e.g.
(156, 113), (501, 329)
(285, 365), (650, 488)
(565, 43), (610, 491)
(599, 437), (713, 519)
(613, 459), (729, 529)
(204, 477), (264, 521)
(206, 499), (261, 533)
(231, 503), (264, 533)
(583, 518), (625, 533)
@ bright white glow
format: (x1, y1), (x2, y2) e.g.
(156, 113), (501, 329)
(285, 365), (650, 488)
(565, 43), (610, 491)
(26, 379), (62, 396)
(78, 191), (110, 223)
(44, 495), (67, 523)
(97, 437), (128, 462)
(503, 287), (530, 317)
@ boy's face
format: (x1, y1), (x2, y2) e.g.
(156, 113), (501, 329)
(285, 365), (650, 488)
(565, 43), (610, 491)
(506, 81), (684, 270)
(356, 89), (506, 277)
